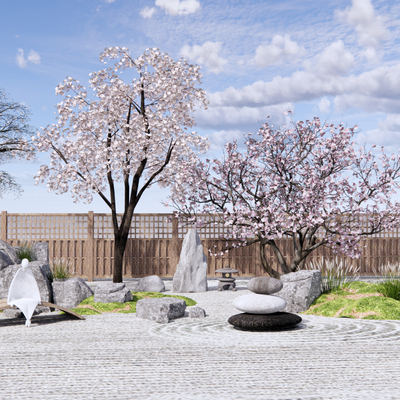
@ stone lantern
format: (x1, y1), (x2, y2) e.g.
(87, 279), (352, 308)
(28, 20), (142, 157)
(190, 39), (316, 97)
(215, 266), (239, 291)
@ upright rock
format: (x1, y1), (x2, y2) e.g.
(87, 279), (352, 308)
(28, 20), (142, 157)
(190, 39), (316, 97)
(173, 229), (208, 293)
(135, 275), (165, 293)
(32, 242), (49, 263)
(0, 240), (20, 270)
(276, 270), (322, 313)
(52, 277), (93, 309)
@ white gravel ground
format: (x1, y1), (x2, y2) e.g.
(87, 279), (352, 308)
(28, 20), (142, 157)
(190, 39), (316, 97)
(1, 279), (399, 400)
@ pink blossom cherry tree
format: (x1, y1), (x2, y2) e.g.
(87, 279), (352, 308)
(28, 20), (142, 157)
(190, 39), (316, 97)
(32, 47), (209, 282)
(168, 116), (400, 278)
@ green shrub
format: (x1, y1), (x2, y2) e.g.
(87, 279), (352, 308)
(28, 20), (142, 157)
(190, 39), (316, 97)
(15, 241), (36, 262)
(306, 256), (360, 294)
(50, 257), (71, 280)
(373, 262), (400, 301)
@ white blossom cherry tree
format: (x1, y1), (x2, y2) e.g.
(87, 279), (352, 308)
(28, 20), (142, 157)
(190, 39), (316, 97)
(168, 116), (400, 278)
(32, 47), (209, 282)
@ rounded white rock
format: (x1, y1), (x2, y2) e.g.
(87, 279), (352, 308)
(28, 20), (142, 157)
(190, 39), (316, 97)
(232, 293), (287, 314)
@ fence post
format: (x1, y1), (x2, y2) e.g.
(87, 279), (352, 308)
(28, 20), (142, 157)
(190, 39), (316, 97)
(1, 211), (7, 243)
(171, 215), (180, 273)
(86, 211), (94, 282)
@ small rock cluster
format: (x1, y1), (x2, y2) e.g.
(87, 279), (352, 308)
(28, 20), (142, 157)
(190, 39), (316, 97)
(94, 282), (133, 303)
(228, 276), (302, 331)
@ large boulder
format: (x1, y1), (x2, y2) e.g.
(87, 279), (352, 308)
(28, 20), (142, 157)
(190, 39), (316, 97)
(276, 270), (322, 313)
(32, 242), (49, 263)
(135, 275), (165, 293)
(0, 261), (53, 312)
(136, 297), (186, 324)
(173, 229), (208, 293)
(0, 240), (20, 270)
(93, 282), (133, 303)
(52, 277), (93, 309)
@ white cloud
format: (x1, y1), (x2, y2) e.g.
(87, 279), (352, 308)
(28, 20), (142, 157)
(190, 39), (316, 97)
(195, 103), (294, 131)
(155, 0), (200, 16)
(15, 49), (27, 68)
(180, 42), (227, 73)
(208, 62), (400, 117)
(104, 0), (115, 3)
(318, 97), (331, 113)
(15, 49), (41, 69)
(206, 129), (243, 150)
(253, 34), (305, 67)
(27, 50), (41, 65)
(305, 40), (355, 77)
(140, 7), (156, 19)
(336, 0), (388, 58)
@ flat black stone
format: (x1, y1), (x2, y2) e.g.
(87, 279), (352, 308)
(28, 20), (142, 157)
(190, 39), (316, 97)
(228, 312), (302, 331)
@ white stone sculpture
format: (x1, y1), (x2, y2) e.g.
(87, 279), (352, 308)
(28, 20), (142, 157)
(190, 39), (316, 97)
(7, 259), (41, 327)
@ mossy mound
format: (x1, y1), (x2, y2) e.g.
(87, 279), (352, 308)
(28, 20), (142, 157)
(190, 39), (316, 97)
(303, 281), (400, 320)
(65, 292), (197, 316)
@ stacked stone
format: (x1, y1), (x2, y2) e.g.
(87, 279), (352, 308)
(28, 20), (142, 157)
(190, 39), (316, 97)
(228, 276), (302, 331)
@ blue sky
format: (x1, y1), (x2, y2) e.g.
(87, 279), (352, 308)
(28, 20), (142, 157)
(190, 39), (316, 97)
(1, 0), (400, 215)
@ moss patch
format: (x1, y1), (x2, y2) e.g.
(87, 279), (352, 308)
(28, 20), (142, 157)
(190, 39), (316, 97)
(303, 281), (400, 320)
(65, 291), (197, 316)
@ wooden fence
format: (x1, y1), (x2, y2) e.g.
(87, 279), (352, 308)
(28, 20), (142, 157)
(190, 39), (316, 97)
(2, 211), (400, 281)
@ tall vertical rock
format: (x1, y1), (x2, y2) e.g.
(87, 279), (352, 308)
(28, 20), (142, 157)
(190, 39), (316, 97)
(173, 229), (208, 293)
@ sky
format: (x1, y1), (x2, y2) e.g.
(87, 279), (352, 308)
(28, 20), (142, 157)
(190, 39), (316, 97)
(1, 0), (400, 215)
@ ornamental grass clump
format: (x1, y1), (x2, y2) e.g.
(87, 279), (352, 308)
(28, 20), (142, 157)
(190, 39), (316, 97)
(15, 241), (36, 262)
(306, 256), (360, 294)
(373, 262), (400, 301)
(50, 257), (71, 280)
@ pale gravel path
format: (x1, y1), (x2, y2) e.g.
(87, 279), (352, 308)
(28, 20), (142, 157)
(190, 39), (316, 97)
(1, 280), (400, 400)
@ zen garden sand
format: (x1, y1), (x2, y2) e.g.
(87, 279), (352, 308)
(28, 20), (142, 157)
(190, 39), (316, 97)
(1, 278), (400, 399)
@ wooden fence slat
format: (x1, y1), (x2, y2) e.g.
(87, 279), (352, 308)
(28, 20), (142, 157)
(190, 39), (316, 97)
(2, 211), (400, 280)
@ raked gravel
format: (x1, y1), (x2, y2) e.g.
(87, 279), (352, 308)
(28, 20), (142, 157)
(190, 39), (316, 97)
(1, 279), (400, 400)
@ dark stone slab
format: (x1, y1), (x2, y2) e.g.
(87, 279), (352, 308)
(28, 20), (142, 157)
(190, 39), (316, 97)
(228, 312), (302, 331)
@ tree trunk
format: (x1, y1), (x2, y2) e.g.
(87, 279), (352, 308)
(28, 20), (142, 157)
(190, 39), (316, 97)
(113, 231), (130, 283)
(259, 240), (281, 279)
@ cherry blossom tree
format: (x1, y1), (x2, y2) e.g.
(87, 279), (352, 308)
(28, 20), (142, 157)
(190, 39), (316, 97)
(32, 47), (209, 282)
(0, 88), (37, 197)
(168, 116), (400, 278)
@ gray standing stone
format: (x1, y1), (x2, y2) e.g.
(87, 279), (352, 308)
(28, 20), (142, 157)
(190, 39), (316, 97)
(52, 277), (93, 309)
(136, 297), (186, 324)
(0, 261), (53, 312)
(0, 240), (20, 270)
(32, 242), (49, 263)
(93, 282), (133, 303)
(188, 306), (206, 318)
(247, 276), (283, 294)
(276, 270), (322, 313)
(173, 229), (208, 293)
(135, 275), (165, 293)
